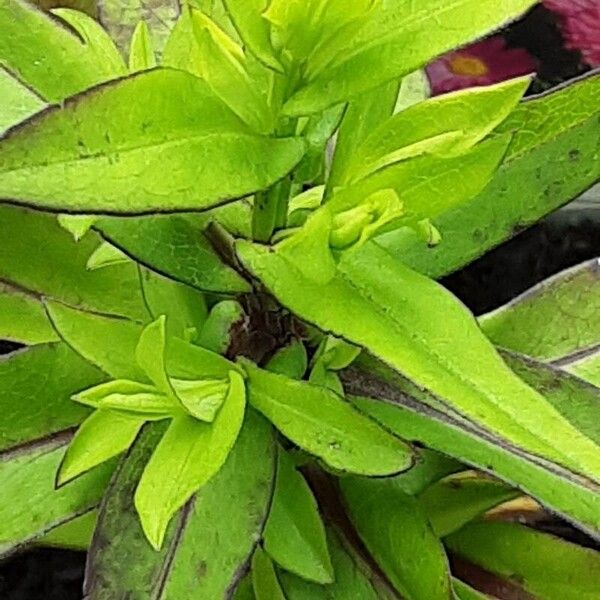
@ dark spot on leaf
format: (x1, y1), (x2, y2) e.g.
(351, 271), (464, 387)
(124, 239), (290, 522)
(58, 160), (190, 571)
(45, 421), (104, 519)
(197, 560), (207, 579)
(568, 149), (581, 162)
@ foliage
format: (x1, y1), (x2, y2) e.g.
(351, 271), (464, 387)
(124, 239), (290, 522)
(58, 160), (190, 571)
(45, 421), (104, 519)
(0, 0), (599, 597)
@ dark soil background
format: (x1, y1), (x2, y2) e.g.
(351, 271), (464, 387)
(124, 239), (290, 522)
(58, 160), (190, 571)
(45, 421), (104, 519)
(0, 5), (598, 600)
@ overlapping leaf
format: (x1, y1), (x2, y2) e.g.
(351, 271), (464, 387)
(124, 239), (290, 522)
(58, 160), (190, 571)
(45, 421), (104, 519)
(0, 69), (305, 214)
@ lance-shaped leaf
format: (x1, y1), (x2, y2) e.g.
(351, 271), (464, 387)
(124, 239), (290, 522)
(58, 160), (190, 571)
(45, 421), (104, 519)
(139, 267), (208, 340)
(264, 451), (333, 584)
(86, 241), (129, 271)
(45, 302), (236, 382)
(252, 546), (286, 600)
(380, 73), (600, 278)
(237, 240), (600, 482)
(278, 526), (393, 600)
(328, 135), (511, 228)
(341, 476), (454, 600)
(419, 473), (519, 537)
(480, 259), (600, 361)
(501, 351), (600, 445)
(0, 69), (305, 214)
(0, 343), (110, 557)
(222, 0), (281, 71)
(0, 0), (122, 101)
(328, 81), (400, 190)
(85, 409), (276, 598)
(566, 351), (600, 387)
(0, 343), (104, 453)
(97, 214), (251, 294)
(38, 509), (97, 551)
(265, 340), (308, 379)
(0, 67), (46, 133)
(0, 436), (115, 559)
(0, 205), (148, 320)
(242, 359), (413, 476)
(58, 409), (149, 485)
(129, 21), (157, 71)
(46, 301), (149, 381)
(344, 77), (528, 184)
(0, 282), (59, 345)
(283, 0), (537, 115)
(50, 8), (127, 78)
(98, 0), (180, 56)
(73, 379), (174, 416)
(135, 371), (246, 548)
(346, 384), (600, 536)
(164, 7), (275, 134)
(446, 521), (600, 600)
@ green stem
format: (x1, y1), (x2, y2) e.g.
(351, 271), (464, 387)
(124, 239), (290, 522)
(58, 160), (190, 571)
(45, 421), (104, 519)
(252, 177), (292, 242)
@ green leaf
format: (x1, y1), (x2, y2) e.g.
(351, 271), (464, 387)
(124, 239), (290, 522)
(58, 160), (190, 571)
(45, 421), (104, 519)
(135, 316), (173, 396)
(96, 214), (251, 294)
(278, 526), (392, 600)
(170, 377), (229, 422)
(446, 522), (600, 600)
(164, 7), (278, 134)
(38, 509), (97, 551)
(341, 476), (453, 600)
(0, 343), (104, 453)
(86, 241), (129, 271)
(73, 379), (174, 416)
(85, 409), (276, 598)
(198, 300), (245, 353)
(501, 351), (600, 445)
(242, 359), (413, 476)
(349, 392), (600, 536)
(58, 214), (97, 241)
(51, 8), (127, 78)
(58, 409), (147, 485)
(567, 351), (600, 387)
(139, 266), (208, 340)
(284, 0), (537, 115)
(380, 73), (600, 278)
(0, 205), (148, 320)
(384, 448), (462, 496)
(0, 342), (111, 555)
(0, 437), (114, 558)
(135, 370), (246, 548)
(344, 77), (528, 184)
(266, 340), (308, 379)
(238, 240), (600, 482)
(0, 282), (59, 345)
(232, 574), (256, 600)
(264, 451), (333, 584)
(452, 579), (491, 600)
(222, 0), (282, 71)
(329, 135), (511, 227)
(0, 0), (122, 101)
(328, 81), (399, 189)
(480, 259), (600, 361)
(129, 21), (157, 71)
(98, 0), (180, 56)
(0, 68), (305, 214)
(252, 546), (286, 600)
(46, 301), (148, 380)
(0, 67), (46, 133)
(419, 472), (518, 537)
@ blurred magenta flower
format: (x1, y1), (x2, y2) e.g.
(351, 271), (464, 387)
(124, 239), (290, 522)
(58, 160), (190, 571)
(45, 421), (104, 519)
(426, 36), (537, 96)
(544, 0), (600, 66)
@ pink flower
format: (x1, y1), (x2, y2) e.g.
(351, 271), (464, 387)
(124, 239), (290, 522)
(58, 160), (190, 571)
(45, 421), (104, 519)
(426, 36), (538, 96)
(544, 0), (600, 66)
